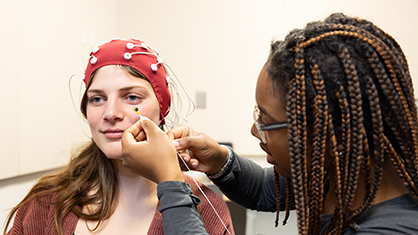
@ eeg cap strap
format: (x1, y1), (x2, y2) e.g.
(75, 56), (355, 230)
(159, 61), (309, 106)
(83, 38), (170, 124)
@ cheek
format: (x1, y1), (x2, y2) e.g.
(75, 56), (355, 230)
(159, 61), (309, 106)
(268, 131), (291, 175)
(137, 100), (161, 123)
(86, 107), (100, 128)
(270, 140), (290, 163)
(268, 129), (289, 154)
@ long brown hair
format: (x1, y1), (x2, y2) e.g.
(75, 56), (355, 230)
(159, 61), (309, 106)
(268, 13), (418, 234)
(4, 65), (149, 235)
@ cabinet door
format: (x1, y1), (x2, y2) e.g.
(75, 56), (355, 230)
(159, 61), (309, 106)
(0, 0), (117, 180)
(0, 0), (19, 180)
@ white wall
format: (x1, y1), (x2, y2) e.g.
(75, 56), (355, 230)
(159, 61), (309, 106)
(0, 0), (121, 180)
(1, 0), (418, 234)
(0, 0), (121, 227)
(116, 0), (418, 157)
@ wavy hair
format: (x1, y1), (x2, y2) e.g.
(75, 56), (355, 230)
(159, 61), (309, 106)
(3, 65), (151, 235)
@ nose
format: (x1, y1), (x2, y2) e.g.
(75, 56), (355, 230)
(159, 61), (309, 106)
(251, 123), (261, 140)
(103, 99), (125, 122)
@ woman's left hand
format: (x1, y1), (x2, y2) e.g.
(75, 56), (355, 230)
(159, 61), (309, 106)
(121, 117), (185, 184)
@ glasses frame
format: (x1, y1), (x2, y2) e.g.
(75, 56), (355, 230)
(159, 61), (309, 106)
(253, 105), (287, 144)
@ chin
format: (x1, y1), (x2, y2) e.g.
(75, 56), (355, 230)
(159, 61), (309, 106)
(104, 150), (123, 159)
(102, 148), (123, 159)
(97, 144), (123, 159)
(274, 166), (292, 178)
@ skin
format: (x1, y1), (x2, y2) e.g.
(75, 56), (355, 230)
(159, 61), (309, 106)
(122, 117), (185, 183)
(86, 65), (160, 159)
(167, 63), (410, 215)
(250, 63), (291, 178)
(166, 63), (291, 178)
(75, 65), (162, 235)
(252, 63), (409, 213)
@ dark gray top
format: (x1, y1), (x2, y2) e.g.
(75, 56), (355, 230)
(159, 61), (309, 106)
(320, 193), (418, 234)
(157, 149), (418, 234)
(157, 180), (208, 234)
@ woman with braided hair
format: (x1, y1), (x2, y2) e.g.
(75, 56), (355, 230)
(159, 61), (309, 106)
(121, 13), (418, 234)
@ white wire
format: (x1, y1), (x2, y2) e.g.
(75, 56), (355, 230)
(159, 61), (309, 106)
(70, 57), (226, 232)
(68, 73), (91, 139)
(162, 61), (196, 130)
(176, 152), (232, 235)
(164, 62), (195, 115)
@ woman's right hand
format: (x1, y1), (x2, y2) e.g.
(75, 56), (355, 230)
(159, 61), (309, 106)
(121, 117), (184, 184)
(167, 126), (230, 175)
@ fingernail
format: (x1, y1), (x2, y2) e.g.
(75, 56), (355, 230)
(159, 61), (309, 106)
(172, 140), (179, 148)
(192, 162), (197, 168)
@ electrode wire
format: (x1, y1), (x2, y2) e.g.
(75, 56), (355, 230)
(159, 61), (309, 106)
(177, 152), (232, 235)
(68, 73), (91, 139)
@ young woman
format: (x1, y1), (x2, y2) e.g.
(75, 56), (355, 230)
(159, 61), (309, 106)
(121, 13), (418, 234)
(4, 38), (234, 235)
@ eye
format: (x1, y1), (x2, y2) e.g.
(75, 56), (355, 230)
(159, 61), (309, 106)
(124, 94), (144, 104)
(88, 96), (105, 105)
(257, 113), (267, 125)
(127, 95), (141, 101)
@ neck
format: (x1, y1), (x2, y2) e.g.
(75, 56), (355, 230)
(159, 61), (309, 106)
(76, 159), (159, 234)
(112, 159), (158, 204)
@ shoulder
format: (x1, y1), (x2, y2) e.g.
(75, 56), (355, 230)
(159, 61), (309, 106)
(184, 174), (224, 204)
(355, 194), (418, 233)
(15, 191), (58, 219)
(7, 192), (57, 235)
(322, 194), (418, 235)
(9, 191), (79, 235)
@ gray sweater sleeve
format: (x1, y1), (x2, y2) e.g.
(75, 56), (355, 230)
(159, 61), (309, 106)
(210, 149), (293, 212)
(157, 181), (208, 235)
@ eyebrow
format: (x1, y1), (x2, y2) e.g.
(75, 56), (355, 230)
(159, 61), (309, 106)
(119, 85), (148, 92)
(87, 85), (149, 94)
(258, 105), (279, 122)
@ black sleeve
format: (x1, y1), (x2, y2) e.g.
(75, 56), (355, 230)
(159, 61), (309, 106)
(210, 149), (293, 212)
(157, 181), (208, 235)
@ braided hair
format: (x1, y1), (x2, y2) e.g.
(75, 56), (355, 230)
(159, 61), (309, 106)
(267, 13), (418, 234)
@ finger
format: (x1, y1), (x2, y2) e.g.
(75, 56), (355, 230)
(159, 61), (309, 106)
(135, 130), (146, 142)
(177, 155), (199, 171)
(176, 151), (188, 160)
(172, 137), (190, 151)
(167, 125), (190, 141)
(173, 136), (205, 152)
(139, 117), (164, 141)
(122, 121), (142, 144)
(188, 158), (199, 169)
(173, 147), (199, 168)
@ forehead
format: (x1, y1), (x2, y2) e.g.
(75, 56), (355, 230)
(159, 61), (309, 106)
(89, 65), (152, 90)
(255, 64), (286, 120)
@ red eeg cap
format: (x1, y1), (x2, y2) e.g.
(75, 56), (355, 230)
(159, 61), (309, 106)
(83, 38), (171, 124)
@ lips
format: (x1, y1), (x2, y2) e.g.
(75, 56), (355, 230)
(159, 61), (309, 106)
(260, 143), (275, 165)
(102, 129), (124, 139)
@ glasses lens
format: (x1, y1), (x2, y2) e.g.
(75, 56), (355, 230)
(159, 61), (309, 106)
(253, 106), (267, 144)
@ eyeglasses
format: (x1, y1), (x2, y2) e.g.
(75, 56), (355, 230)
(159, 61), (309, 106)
(253, 105), (287, 144)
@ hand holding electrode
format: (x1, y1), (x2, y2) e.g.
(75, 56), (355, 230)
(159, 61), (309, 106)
(168, 126), (230, 175)
(121, 114), (185, 184)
